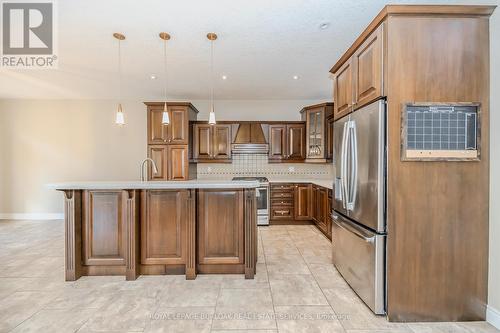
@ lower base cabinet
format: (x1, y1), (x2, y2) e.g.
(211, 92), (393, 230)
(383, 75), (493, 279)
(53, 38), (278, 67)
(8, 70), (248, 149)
(141, 190), (188, 265)
(270, 182), (332, 240)
(62, 187), (257, 281)
(197, 189), (245, 273)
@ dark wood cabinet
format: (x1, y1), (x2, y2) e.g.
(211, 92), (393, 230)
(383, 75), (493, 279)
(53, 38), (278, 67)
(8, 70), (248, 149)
(212, 125), (232, 159)
(148, 145), (168, 180)
(193, 124), (232, 162)
(82, 190), (126, 266)
(141, 190), (188, 265)
(270, 182), (332, 239)
(300, 103), (333, 162)
(167, 145), (189, 180)
(294, 184), (312, 220)
(147, 104), (191, 144)
(268, 125), (286, 161)
(333, 24), (384, 121)
(326, 115), (335, 161)
(148, 145), (189, 181)
(313, 186), (328, 235)
(352, 24), (384, 109)
(197, 189), (245, 272)
(287, 124), (306, 160)
(333, 60), (354, 120)
(268, 123), (306, 162)
(145, 102), (198, 181)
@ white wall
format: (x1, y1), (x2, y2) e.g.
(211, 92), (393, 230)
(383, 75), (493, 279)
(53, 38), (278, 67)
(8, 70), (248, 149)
(488, 3), (500, 328)
(0, 99), (319, 215)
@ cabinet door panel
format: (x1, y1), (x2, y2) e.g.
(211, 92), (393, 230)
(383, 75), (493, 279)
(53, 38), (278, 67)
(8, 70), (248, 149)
(148, 108), (168, 144)
(213, 125), (232, 160)
(287, 124), (306, 160)
(148, 145), (168, 180)
(269, 125), (286, 160)
(83, 190), (125, 266)
(294, 184), (312, 220)
(334, 60), (353, 120)
(198, 190), (244, 265)
(327, 116), (335, 160)
(141, 190), (187, 265)
(168, 145), (189, 180)
(169, 106), (188, 144)
(354, 25), (383, 108)
(193, 124), (212, 160)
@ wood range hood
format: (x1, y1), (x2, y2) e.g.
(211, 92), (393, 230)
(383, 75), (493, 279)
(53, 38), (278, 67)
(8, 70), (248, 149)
(231, 123), (269, 154)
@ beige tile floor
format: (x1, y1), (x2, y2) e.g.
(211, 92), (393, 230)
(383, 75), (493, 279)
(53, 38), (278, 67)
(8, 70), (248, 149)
(0, 219), (498, 333)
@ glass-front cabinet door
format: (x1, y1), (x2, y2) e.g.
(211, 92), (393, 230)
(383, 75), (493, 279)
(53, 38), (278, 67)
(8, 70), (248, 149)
(302, 103), (334, 161)
(306, 108), (325, 159)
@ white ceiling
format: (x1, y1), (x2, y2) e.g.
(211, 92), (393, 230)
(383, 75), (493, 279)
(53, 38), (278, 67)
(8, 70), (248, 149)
(0, 0), (496, 100)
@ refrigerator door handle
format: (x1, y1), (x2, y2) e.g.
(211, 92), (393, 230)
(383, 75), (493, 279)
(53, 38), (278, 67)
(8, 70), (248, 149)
(340, 121), (349, 209)
(347, 120), (358, 211)
(331, 213), (375, 243)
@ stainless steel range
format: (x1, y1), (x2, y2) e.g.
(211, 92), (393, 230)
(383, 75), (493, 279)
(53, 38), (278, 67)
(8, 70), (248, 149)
(232, 177), (269, 226)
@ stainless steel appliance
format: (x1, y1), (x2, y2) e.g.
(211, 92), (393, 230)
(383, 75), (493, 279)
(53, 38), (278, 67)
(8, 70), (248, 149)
(232, 177), (269, 226)
(332, 99), (386, 314)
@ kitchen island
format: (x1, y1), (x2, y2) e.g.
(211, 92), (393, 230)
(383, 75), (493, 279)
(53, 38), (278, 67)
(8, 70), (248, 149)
(49, 180), (259, 281)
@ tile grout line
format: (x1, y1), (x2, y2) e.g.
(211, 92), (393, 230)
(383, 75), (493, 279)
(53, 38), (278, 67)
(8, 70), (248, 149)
(259, 227), (279, 332)
(285, 224), (348, 332)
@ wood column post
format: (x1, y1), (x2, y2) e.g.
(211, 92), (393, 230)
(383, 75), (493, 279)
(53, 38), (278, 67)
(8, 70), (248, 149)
(185, 189), (197, 280)
(63, 190), (83, 281)
(124, 190), (140, 281)
(244, 188), (257, 279)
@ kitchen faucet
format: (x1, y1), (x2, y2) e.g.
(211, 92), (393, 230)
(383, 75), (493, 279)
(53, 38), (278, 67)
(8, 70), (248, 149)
(140, 158), (159, 181)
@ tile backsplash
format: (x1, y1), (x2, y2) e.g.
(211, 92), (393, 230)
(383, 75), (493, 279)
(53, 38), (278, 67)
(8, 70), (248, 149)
(197, 154), (333, 179)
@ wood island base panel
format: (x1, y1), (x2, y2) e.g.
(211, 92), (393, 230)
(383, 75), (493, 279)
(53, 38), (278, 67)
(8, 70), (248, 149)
(58, 186), (257, 281)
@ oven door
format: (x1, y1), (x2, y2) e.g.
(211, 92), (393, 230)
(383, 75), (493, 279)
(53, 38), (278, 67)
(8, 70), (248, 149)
(256, 186), (269, 216)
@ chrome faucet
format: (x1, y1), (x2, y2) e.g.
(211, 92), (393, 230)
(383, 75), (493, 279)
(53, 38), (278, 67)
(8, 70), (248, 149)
(140, 158), (159, 181)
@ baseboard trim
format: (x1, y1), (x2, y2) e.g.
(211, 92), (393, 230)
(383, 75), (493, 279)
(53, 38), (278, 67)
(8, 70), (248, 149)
(0, 213), (64, 220)
(487, 305), (500, 330)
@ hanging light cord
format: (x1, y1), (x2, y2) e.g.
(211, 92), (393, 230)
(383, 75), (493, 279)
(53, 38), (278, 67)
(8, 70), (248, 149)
(163, 39), (168, 101)
(118, 38), (122, 107)
(210, 39), (214, 112)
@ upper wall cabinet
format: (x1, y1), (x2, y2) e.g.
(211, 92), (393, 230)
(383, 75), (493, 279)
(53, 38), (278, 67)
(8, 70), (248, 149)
(333, 24), (384, 120)
(333, 60), (353, 120)
(193, 124), (232, 162)
(300, 103), (333, 162)
(268, 123), (306, 162)
(353, 24), (384, 108)
(146, 103), (198, 145)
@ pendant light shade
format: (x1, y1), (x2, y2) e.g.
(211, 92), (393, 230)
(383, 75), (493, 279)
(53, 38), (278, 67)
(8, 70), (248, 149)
(162, 102), (170, 124)
(113, 32), (126, 126)
(208, 109), (216, 125)
(160, 32), (171, 125)
(115, 103), (125, 126)
(207, 33), (217, 125)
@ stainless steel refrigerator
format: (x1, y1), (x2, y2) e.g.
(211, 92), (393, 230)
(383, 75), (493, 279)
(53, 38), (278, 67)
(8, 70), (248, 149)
(332, 99), (386, 315)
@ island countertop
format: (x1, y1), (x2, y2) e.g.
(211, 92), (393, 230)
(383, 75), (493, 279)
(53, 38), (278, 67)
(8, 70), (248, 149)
(47, 179), (260, 190)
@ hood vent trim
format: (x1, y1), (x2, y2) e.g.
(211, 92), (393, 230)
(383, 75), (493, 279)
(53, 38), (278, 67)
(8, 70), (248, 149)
(231, 123), (269, 154)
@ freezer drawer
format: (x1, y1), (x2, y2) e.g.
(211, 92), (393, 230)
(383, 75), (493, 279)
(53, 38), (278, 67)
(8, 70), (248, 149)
(331, 212), (386, 314)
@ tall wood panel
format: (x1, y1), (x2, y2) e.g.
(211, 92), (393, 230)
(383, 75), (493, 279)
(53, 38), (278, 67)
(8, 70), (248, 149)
(141, 190), (187, 265)
(82, 190), (125, 266)
(197, 190), (244, 266)
(385, 15), (490, 322)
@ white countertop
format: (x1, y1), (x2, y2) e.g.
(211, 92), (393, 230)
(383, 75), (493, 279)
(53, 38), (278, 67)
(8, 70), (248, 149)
(267, 178), (333, 189)
(47, 180), (261, 190)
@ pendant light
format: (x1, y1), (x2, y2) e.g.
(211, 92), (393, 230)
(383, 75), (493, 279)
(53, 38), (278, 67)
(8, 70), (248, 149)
(159, 32), (171, 125)
(207, 33), (217, 125)
(113, 32), (126, 126)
